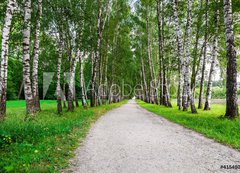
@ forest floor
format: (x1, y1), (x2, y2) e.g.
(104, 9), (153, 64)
(67, 100), (240, 173)
(0, 100), (127, 172)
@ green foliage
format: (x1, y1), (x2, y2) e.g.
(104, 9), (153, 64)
(0, 100), (127, 172)
(137, 100), (240, 150)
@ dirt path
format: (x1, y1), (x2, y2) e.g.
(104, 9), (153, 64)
(67, 100), (240, 173)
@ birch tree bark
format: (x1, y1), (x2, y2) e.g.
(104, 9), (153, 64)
(63, 73), (67, 108)
(90, 0), (111, 107)
(102, 44), (109, 105)
(56, 37), (63, 114)
(204, 5), (219, 111)
(146, 5), (156, 104)
(79, 52), (87, 108)
(157, 0), (171, 107)
(172, 0), (184, 110)
(198, 0), (209, 109)
(223, 0), (239, 118)
(0, 0), (16, 119)
(32, 0), (42, 112)
(141, 46), (149, 103)
(183, 0), (197, 113)
(68, 51), (79, 112)
(23, 0), (35, 115)
(157, 0), (163, 105)
(191, 0), (203, 99)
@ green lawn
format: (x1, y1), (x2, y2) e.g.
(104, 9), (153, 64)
(0, 100), (127, 172)
(137, 100), (240, 150)
(6, 100), (57, 108)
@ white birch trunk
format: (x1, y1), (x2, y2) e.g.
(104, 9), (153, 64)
(56, 38), (63, 114)
(79, 52), (87, 108)
(183, 0), (197, 113)
(32, 0), (42, 112)
(146, 6), (157, 104)
(90, 0), (111, 107)
(0, 0), (16, 119)
(198, 0), (209, 109)
(157, 0), (163, 105)
(204, 6), (219, 111)
(23, 0), (35, 115)
(223, 0), (239, 118)
(141, 55), (149, 103)
(68, 51), (79, 111)
(172, 0), (185, 110)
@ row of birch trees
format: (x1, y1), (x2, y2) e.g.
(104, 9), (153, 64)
(0, 0), (136, 120)
(134, 0), (239, 118)
(0, 0), (239, 119)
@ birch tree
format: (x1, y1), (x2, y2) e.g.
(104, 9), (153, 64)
(141, 54), (149, 103)
(183, 0), (197, 113)
(0, 0), (16, 119)
(56, 36), (63, 114)
(198, 0), (209, 109)
(79, 52), (87, 108)
(191, 0), (203, 100)
(32, 0), (42, 112)
(146, 4), (156, 104)
(157, 0), (171, 107)
(223, 0), (239, 118)
(172, 0), (184, 110)
(23, 0), (35, 115)
(90, 0), (111, 107)
(157, 0), (163, 105)
(68, 51), (78, 112)
(204, 4), (219, 111)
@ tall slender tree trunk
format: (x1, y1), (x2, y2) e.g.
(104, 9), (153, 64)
(63, 73), (67, 108)
(102, 46), (108, 105)
(183, 0), (197, 113)
(56, 38), (63, 114)
(0, 0), (16, 120)
(90, 0), (111, 107)
(90, 51), (96, 107)
(173, 0), (184, 110)
(146, 6), (156, 104)
(23, 0), (35, 115)
(191, 0), (203, 99)
(32, 0), (42, 112)
(91, 6), (102, 107)
(141, 50), (149, 103)
(204, 6), (219, 111)
(68, 51), (78, 112)
(198, 0), (209, 109)
(79, 52), (87, 108)
(157, 0), (163, 105)
(157, 0), (171, 107)
(223, 0), (239, 118)
(162, 66), (172, 107)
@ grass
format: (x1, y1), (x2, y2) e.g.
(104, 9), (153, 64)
(0, 100), (127, 172)
(6, 100), (57, 108)
(136, 100), (240, 150)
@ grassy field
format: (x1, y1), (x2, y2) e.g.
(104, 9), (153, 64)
(0, 100), (127, 172)
(137, 100), (240, 150)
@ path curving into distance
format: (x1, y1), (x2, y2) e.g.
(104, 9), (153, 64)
(67, 100), (240, 173)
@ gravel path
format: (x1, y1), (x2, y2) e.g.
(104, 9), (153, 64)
(67, 100), (240, 173)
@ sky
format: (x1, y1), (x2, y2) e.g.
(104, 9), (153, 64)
(130, 0), (137, 13)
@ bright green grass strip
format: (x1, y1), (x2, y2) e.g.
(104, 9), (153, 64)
(6, 100), (56, 108)
(0, 100), (127, 172)
(136, 100), (240, 150)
